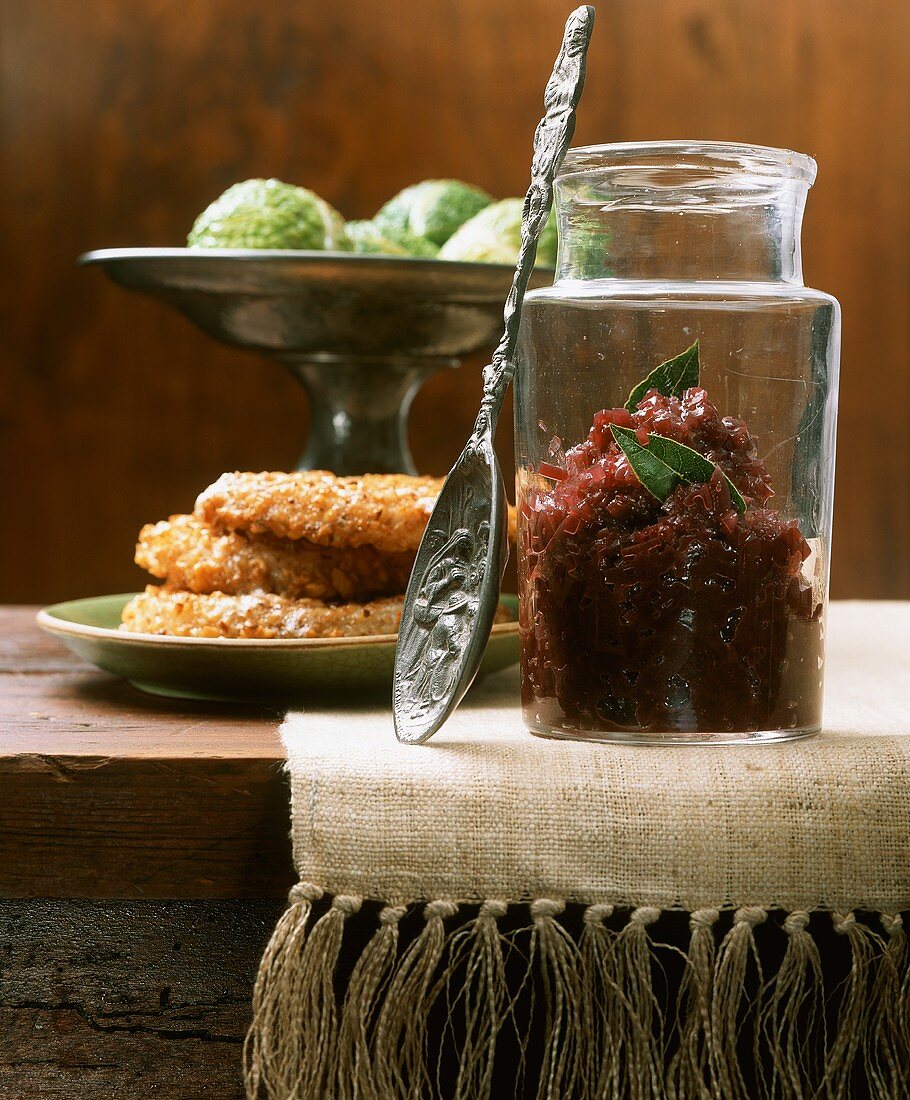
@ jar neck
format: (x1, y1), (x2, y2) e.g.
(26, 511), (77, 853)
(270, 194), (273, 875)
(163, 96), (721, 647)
(555, 145), (813, 284)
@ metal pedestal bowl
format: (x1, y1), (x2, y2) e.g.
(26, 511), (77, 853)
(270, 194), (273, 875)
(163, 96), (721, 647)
(80, 248), (553, 474)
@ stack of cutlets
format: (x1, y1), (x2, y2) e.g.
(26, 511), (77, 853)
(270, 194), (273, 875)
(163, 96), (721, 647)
(121, 471), (443, 638)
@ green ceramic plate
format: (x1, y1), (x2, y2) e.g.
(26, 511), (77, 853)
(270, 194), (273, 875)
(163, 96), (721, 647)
(37, 593), (520, 704)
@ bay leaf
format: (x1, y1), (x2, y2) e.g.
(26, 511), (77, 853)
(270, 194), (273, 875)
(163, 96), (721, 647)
(612, 424), (747, 514)
(625, 340), (700, 412)
(610, 425), (681, 501)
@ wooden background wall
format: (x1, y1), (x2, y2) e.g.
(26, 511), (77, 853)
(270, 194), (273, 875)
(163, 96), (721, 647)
(1, 0), (908, 603)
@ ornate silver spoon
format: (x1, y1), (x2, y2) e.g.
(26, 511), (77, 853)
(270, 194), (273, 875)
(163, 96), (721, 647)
(393, 5), (595, 744)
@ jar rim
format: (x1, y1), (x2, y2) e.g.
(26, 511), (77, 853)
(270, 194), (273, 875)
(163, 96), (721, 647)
(559, 141), (817, 186)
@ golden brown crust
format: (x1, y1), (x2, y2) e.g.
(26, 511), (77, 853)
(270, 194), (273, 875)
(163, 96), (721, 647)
(135, 515), (415, 601)
(120, 586), (514, 640)
(120, 587), (408, 639)
(126, 470), (519, 640)
(195, 471), (444, 553)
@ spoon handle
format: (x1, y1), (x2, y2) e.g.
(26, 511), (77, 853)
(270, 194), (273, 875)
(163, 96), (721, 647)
(392, 7), (595, 746)
(478, 4), (595, 432)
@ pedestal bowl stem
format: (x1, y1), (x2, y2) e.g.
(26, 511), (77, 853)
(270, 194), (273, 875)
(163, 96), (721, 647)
(281, 353), (458, 475)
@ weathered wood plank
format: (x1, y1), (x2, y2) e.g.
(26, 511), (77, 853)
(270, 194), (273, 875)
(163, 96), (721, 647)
(0, 606), (87, 675)
(0, 900), (282, 1098)
(0, 611), (293, 899)
(1, 608), (284, 757)
(0, 754), (293, 899)
(0, 669), (284, 758)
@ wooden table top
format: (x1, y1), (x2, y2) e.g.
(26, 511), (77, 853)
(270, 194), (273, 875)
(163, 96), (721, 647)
(0, 607), (294, 899)
(6, 601), (903, 902)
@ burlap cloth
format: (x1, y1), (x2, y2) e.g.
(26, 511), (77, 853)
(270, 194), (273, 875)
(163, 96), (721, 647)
(246, 601), (910, 1099)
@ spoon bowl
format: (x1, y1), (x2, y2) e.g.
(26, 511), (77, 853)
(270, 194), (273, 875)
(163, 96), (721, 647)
(393, 436), (509, 743)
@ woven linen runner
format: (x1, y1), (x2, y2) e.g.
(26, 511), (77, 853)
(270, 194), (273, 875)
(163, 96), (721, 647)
(246, 602), (910, 1099)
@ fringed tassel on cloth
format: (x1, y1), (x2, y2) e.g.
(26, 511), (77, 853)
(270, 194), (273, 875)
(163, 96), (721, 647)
(529, 899), (583, 1100)
(608, 906), (664, 1100)
(579, 903), (616, 1098)
(244, 895), (910, 1100)
(667, 908), (719, 1100)
(870, 913), (910, 1099)
(245, 887), (361, 1099)
(372, 899), (459, 1100)
(442, 899), (510, 1100)
(710, 906), (766, 1100)
(244, 882), (323, 1099)
(825, 911), (885, 1100)
(760, 910), (825, 1099)
(336, 902), (409, 1099)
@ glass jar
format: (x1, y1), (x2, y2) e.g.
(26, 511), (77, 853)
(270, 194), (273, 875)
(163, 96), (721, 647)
(515, 141), (840, 744)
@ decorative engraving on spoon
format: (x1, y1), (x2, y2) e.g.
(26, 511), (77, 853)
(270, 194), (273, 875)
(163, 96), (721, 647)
(397, 470), (493, 720)
(393, 441), (503, 736)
